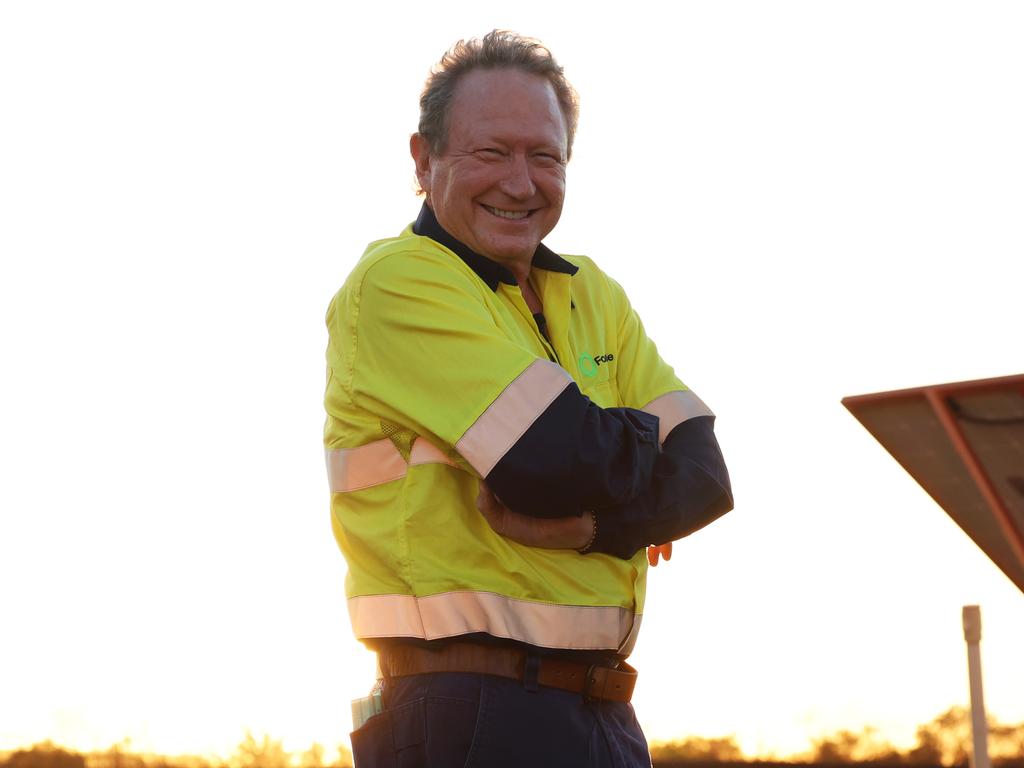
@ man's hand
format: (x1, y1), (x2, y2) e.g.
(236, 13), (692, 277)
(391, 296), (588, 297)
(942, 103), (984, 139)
(476, 482), (593, 550)
(647, 542), (672, 567)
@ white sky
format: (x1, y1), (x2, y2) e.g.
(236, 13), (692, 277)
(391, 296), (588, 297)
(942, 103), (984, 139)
(1, 0), (1022, 759)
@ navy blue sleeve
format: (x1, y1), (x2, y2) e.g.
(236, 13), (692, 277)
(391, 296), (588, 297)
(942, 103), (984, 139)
(585, 415), (733, 559)
(484, 382), (662, 519)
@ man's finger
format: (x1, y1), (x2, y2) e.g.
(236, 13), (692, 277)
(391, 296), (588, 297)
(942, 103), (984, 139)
(647, 543), (673, 567)
(647, 545), (660, 567)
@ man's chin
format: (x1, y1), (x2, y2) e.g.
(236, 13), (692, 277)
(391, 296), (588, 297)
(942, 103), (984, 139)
(477, 235), (542, 267)
(486, 250), (537, 272)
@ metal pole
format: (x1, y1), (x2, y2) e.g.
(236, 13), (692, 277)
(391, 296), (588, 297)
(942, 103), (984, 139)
(962, 605), (991, 768)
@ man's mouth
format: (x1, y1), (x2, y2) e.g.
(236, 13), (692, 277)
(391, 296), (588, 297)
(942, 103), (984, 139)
(483, 205), (531, 220)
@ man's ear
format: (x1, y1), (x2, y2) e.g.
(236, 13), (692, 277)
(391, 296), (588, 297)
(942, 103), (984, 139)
(410, 133), (432, 196)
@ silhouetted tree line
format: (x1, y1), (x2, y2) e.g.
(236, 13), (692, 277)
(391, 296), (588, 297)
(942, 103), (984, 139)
(0, 735), (353, 768)
(2, 708), (1021, 768)
(650, 708), (1024, 767)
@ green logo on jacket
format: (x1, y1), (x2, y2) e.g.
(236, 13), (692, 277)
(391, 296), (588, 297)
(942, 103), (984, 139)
(578, 352), (614, 378)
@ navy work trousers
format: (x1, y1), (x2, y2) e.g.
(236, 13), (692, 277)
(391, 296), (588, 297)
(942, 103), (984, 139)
(350, 671), (652, 767)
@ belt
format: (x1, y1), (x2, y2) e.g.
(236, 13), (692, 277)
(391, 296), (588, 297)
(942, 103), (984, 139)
(377, 642), (637, 703)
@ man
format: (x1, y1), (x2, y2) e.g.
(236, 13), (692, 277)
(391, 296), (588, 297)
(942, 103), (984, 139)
(324, 30), (733, 767)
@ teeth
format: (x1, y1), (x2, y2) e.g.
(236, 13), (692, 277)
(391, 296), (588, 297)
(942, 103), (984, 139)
(485, 206), (529, 220)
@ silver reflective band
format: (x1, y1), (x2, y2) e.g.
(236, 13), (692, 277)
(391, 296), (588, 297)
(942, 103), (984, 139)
(348, 591), (642, 655)
(456, 359), (573, 477)
(325, 437), (456, 493)
(642, 390), (714, 444)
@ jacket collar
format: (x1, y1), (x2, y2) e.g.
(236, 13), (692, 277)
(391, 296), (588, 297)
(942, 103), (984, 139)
(413, 203), (578, 291)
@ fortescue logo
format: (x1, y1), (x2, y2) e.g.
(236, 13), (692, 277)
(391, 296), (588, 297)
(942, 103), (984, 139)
(578, 352), (614, 378)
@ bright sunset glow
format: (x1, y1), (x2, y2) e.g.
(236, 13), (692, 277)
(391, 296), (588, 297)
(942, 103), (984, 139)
(1, 0), (1022, 761)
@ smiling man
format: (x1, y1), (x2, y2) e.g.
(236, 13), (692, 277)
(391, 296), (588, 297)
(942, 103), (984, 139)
(324, 30), (733, 767)
(410, 66), (567, 283)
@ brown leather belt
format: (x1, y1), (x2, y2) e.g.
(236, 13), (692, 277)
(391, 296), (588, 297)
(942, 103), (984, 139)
(377, 642), (637, 703)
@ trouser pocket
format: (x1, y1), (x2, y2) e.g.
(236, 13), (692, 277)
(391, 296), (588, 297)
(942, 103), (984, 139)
(350, 707), (401, 768)
(350, 689), (481, 768)
(351, 700), (425, 768)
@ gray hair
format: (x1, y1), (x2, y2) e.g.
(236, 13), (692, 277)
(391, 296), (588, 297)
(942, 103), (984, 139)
(417, 30), (580, 159)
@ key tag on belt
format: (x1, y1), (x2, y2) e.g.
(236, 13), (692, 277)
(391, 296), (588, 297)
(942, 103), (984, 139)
(350, 679), (384, 730)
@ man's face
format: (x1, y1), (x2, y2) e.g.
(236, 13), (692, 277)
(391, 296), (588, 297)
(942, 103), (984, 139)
(412, 68), (568, 269)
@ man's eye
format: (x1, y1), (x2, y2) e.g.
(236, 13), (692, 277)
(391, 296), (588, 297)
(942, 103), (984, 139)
(532, 152), (563, 166)
(476, 148), (505, 159)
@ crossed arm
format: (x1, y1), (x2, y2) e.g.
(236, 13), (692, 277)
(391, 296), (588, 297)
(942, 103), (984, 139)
(476, 408), (733, 561)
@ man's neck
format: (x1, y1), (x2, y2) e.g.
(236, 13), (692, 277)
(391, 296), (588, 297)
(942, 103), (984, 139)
(519, 274), (542, 314)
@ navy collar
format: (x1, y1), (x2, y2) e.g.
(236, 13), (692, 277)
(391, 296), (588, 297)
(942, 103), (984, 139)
(413, 203), (578, 291)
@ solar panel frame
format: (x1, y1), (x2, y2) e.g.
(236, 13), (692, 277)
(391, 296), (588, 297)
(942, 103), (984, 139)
(843, 374), (1024, 594)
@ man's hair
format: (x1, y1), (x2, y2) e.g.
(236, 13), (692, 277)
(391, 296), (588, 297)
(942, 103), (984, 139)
(417, 30), (580, 159)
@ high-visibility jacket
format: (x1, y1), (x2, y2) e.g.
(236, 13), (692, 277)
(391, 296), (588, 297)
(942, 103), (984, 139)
(323, 214), (711, 655)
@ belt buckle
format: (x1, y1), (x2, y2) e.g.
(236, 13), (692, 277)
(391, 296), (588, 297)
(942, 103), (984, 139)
(583, 662), (636, 703)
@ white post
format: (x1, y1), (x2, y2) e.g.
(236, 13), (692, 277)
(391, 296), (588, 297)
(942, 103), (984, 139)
(962, 605), (991, 768)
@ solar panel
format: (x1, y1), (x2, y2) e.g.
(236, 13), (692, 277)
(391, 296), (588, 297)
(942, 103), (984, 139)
(843, 374), (1024, 594)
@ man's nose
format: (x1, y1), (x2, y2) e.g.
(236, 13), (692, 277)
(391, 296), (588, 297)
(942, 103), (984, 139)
(499, 154), (537, 199)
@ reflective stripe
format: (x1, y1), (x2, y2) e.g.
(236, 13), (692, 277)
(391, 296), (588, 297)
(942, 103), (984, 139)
(325, 438), (406, 493)
(456, 360), (573, 477)
(348, 591), (640, 652)
(617, 616), (642, 656)
(642, 390), (714, 444)
(409, 438), (456, 467)
(326, 437), (456, 493)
